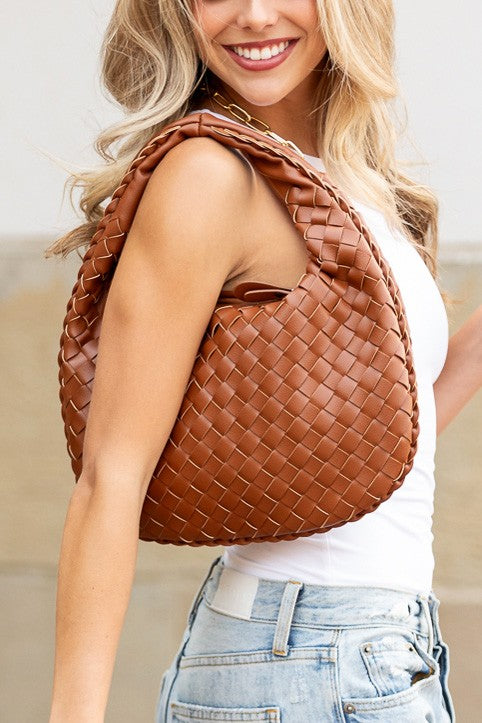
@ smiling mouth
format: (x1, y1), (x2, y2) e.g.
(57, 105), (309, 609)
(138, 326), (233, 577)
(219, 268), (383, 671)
(223, 38), (298, 62)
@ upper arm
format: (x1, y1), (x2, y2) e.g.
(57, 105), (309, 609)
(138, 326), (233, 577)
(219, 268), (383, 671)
(80, 137), (254, 505)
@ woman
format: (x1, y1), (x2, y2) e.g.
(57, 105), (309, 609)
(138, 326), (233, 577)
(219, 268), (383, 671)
(46, 0), (481, 721)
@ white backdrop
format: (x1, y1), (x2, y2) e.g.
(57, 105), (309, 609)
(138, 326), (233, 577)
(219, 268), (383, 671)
(1, 1), (481, 243)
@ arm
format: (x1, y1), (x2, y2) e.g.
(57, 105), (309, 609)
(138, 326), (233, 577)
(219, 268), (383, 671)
(434, 304), (482, 435)
(49, 138), (254, 722)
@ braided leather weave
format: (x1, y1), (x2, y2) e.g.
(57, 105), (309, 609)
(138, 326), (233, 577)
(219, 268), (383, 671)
(58, 112), (419, 546)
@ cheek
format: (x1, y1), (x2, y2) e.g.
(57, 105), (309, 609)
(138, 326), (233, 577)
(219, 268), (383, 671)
(296, 1), (322, 34)
(301, 0), (321, 25)
(190, 4), (218, 62)
(192, 0), (229, 43)
(299, 3), (326, 60)
(284, 0), (324, 53)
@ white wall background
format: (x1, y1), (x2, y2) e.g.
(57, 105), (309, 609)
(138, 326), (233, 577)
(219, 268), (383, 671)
(1, 1), (481, 244)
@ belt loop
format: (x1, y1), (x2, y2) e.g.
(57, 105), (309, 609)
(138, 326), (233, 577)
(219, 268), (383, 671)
(272, 580), (303, 657)
(428, 594), (442, 646)
(417, 594), (434, 657)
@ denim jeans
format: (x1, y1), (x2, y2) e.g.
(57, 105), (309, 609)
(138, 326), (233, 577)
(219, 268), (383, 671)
(155, 555), (455, 722)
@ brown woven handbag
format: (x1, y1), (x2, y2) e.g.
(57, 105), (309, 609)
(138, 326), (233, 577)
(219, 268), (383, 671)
(58, 112), (419, 546)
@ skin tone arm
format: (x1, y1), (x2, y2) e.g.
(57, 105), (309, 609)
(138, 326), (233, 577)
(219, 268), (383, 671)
(48, 138), (255, 722)
(435, 304), (482, 435)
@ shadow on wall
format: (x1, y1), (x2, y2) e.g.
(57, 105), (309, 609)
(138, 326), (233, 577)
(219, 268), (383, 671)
(0, 238), (480, 722)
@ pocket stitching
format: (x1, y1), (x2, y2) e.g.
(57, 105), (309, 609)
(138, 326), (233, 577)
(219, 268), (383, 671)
(343, 671), (440, 711)
(170, 699), (281, 721)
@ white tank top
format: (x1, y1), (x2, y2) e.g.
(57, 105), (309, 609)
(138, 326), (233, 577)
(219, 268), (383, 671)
(196, 109), (449, 595)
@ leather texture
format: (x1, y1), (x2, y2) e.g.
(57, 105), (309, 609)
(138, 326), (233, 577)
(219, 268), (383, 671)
(58, 112), (419, 546)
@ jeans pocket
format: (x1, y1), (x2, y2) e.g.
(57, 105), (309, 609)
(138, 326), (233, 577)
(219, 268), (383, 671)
(339, 629), (449, 720)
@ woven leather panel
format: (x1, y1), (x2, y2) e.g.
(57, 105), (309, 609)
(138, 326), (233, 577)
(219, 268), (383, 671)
(58, 112), (419, 546)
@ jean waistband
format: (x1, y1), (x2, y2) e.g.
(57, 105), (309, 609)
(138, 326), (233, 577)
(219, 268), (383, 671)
(195, 556), (442, 658)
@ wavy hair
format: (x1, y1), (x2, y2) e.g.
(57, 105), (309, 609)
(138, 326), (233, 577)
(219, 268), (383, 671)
(45, 0), (440, 281)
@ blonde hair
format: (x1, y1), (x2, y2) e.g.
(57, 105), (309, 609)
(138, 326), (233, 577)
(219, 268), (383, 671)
(45, 0), (440, 281)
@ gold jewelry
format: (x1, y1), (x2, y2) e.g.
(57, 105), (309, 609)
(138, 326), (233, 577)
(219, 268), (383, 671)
(210, 90), (305, 157)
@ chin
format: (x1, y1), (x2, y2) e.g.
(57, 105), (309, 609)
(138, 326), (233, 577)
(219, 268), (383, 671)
(224, 80), (295, 108)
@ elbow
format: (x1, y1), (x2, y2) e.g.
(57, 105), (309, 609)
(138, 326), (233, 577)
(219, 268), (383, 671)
(74, 463), (151, 519)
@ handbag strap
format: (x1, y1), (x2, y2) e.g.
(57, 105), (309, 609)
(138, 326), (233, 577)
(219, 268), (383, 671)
(68, 112), (405, 313)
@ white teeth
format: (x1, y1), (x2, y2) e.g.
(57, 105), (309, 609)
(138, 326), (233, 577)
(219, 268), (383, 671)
(231, 41), (290, 61)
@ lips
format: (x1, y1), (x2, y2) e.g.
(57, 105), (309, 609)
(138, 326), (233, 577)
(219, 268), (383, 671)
(222, 38), (299, 72)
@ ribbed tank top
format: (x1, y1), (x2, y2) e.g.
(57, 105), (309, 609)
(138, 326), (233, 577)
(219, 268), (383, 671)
(196, 109), (449, 595)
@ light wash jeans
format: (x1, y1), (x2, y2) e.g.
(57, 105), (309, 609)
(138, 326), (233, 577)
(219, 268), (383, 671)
(155, 555), (455, 722)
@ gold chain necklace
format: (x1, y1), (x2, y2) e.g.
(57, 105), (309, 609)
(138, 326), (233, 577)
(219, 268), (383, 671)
(210, 90), (305, 158)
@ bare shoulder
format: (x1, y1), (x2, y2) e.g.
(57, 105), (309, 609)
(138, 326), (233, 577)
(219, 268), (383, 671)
(148, 135), (255, 213)
(152, 135), (254, 190)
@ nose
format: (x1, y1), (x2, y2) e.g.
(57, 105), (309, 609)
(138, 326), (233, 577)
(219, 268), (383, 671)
(235, 0), (279, 33)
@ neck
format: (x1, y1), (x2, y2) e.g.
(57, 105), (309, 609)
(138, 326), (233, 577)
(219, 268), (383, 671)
(199, 76), (322, 158)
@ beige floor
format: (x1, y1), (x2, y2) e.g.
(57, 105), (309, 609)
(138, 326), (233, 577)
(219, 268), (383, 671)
(1, 242), (481, 722)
